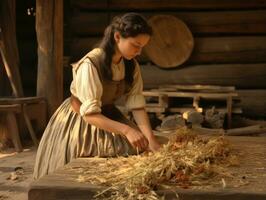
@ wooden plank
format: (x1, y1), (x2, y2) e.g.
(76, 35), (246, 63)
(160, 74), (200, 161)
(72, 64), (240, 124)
(165, 10), (266, 35)
(72, 0), (266, 10)
(143, 91), (238, 98)
(159, 84), (236, 92)
(6, 112), (23, 152)
(140, 64), (266, 89)
(190, 36), (266, 64)
(0, 97), (46, 104)
(70, 12), (109, 36)
(71, 10), (266, 36)
(36, 0), (63, 117)
(68, 36), (266, 64)
(69, 37), (101, 61)
(226, 125), (266, 136)
(0, 104), (21, 112)
(237, 90), (266, 117)
(28, 136), (266, 200)
(71, 0), (108, 10)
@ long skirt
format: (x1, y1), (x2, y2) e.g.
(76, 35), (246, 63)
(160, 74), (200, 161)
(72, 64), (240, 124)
(33, 98), (137, 179)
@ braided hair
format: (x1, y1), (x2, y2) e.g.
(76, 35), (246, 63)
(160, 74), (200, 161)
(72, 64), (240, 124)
(98, 13), (152, 85)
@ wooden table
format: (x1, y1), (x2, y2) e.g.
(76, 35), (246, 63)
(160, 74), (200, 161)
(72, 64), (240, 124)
(143, 90), (238, 128)
(28, 136), (266, 200)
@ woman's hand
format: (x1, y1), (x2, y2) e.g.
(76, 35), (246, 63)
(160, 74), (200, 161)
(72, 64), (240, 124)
(123, 126), (149, 151)
(148, 136), (161, 152)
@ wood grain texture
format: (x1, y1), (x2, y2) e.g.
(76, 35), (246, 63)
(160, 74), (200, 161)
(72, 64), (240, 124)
(144, 15), (194, 68)
(72, 0), (266, 10)
(69, 10), (266, 36)
(36, 0), (63, 116)
(140, 64), (266, 89)
(69, 36), (266, 64)
(28, 136), (266, 200)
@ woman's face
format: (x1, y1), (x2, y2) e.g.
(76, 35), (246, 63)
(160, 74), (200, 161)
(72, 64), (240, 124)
(114, 32), (150, 60)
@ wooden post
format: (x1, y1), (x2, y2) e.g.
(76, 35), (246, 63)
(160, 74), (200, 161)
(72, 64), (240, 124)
(36, 0), (63, 117)
(6, 111), (23, 152)
(193, 96), (202, 112)
(0, 0), (24, 97)
(227, 96), (233, 128)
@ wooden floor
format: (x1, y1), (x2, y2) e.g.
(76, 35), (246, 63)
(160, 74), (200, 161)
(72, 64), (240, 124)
(28, 136), (266, 200)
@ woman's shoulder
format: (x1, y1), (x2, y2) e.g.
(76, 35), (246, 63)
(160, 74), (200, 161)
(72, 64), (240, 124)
(71, 48), (104, 70)
(89, 48), (104, 58)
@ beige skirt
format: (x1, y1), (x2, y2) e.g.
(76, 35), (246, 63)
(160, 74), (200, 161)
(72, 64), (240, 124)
(33, 98), (137, 179)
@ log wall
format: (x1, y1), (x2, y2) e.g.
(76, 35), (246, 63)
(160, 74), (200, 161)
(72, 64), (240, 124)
(17, 0), (266, 117)
(63, 0), (266, 117)
(65, 0), (266, 86)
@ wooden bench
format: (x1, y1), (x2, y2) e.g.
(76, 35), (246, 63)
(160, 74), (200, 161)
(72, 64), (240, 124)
(143, 85), (239, 128)
(0, 97), (46, 152)
(0, 104), (22, 152)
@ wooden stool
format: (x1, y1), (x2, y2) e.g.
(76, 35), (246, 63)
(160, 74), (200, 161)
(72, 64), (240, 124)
(0, 104), (22, 152)
(0, 97), (46, 152)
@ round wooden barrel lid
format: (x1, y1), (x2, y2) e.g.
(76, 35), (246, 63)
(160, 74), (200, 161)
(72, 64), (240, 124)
(144, 15), (194, 68)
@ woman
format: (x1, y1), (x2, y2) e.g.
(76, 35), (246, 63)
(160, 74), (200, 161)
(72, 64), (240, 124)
(33, 13), (161, 179)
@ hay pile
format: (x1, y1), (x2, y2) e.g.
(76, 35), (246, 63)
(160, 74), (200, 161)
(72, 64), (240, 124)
(75, 128), (239, 200)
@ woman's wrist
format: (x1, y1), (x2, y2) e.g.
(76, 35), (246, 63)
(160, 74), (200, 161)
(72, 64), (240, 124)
(120, 124), (131, 136)
(141, 130), (155, 141)
(147, 133), (156, 140)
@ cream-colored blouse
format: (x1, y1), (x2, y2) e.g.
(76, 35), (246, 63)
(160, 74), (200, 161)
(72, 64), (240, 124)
(70, 50), (146, 116)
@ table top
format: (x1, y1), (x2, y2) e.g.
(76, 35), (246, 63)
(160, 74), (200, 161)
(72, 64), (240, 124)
(29, 136), (266, 200)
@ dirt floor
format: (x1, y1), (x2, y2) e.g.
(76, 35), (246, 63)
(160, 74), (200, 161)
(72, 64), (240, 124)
(0, 145), (36, 200)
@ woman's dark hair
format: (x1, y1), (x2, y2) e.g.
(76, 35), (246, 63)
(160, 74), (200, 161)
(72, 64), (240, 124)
(98, 13), (152, 85)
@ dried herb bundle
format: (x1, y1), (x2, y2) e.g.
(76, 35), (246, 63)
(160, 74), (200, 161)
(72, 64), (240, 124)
(75, 128), (238, 199)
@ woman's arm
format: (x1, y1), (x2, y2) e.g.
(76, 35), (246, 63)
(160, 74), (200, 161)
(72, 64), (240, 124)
(132, 108), (161, 152)
(83, 113), (148, 150)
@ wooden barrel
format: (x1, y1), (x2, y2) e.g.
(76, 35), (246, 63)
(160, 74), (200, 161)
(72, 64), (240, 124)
(144, 15), (194, 68)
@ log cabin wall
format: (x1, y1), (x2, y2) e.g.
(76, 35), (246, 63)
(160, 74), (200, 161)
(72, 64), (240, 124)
(64, 0), (266, 117)
(17, 0), (266, 117)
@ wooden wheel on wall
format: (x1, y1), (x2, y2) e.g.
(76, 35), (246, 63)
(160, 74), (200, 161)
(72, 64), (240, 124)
(144, 15), (194, 68)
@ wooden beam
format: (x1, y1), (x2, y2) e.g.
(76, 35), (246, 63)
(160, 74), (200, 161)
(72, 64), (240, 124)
(140, 64), (266, 89)
(190, 36), (266, 64)
(237, 90), (266, 117)
(72, 0), (266, 10)
(36, 0), (63, 116)
(158, 85), (235, 92)
(68, 36), (266, 64)
(226, 125), (266, 136)
(0, 97), (46, 104)
(6, 112), (23, 152)
(70, 12), (109, 36)
(70, 10), (266, 36)
(71, 0), (108, 10)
